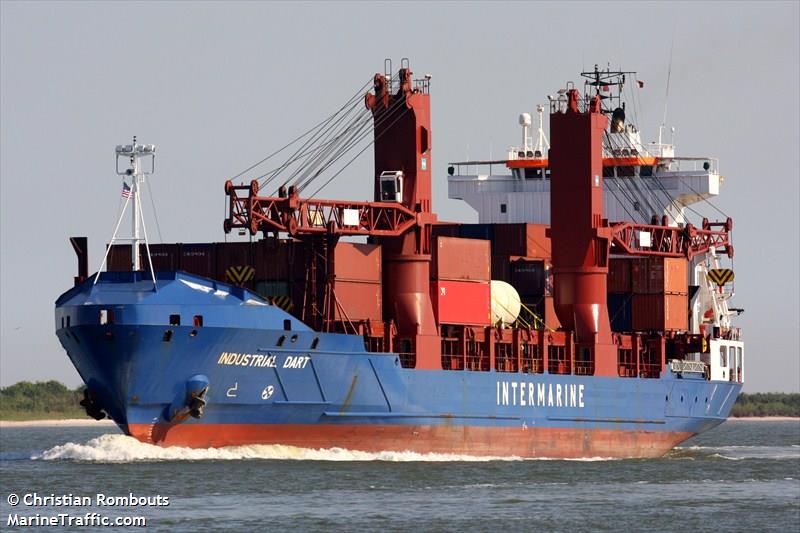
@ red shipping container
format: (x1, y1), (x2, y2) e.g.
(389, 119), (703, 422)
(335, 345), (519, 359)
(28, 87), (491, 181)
(510, 258), (545, 295)
(632, 257), (688, 294)
(332, 281), (382, 321)
(523, 224), (551, 260)
(333, 242), (381, 282)
(656, 257), (688, 294)
(180, 243), (215, 279)
(631, 293), (688, 331)
(608, 258), (633, 293)
(140, 243), (179, 272)
(432, 237), (490, 282)
(430, 280), (491, 326)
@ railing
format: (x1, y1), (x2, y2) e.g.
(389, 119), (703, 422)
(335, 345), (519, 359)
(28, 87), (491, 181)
(548, 345), (571, 375)
(669, 359), (708, 375)
(398, 352), (416, 369)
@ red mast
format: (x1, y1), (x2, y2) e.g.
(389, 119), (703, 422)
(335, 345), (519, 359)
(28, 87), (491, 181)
(366, 65), (440, 370)
(549, 89), (617, 376)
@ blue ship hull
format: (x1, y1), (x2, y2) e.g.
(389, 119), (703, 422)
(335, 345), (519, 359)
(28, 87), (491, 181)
(55, 272), (741, 458)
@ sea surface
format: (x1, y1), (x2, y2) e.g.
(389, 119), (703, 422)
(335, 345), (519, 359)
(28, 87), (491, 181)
(0, 420), (798, 532)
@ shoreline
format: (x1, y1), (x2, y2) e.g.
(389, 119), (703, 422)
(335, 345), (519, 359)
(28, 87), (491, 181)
(0, 418), (117, 428)
(726, 416), (799, 422)
(0, 417), (797, 428)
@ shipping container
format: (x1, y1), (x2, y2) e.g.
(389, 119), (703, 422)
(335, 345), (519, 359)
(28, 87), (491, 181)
(459, 223), (494, 241)
(333, 280), (382, 321)
(656, 257), (689, 294)
(510, 258), (546, 296)
(258, 238), (307, 281)
(492, 223), (551, 259)
(431, 280), (491, 326)
(431, 223), (461, 239)
(631, 293), (688, 331)
(491, 255), (511, 282)
(254, 280), (294, 311)
(254, 280), (291, 298)
(432, 237), (490, 282)
(106, 244), (132, 272)
(140, 243), (180, 272)
(608, 257), (633, 293)
(607, 292), (633, 332)
(215, 242), (254, 283)
(180, 243), (216, 279)
(632, 257), (688, 295)
(333, 242), (381, 282)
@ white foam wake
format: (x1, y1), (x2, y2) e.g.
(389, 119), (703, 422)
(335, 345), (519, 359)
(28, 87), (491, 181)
(676, 445), (800, 460)
(33, 434), (534, 463)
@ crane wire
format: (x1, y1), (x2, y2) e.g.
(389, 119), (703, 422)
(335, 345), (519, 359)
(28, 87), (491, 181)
(278, 95), (373, 188)
(294, 83), (414, 197)
(307, 94), (417, 199)
(296, 93), (410, 194)
(229, 77), (374, 181)
(263, 95), (369, 189)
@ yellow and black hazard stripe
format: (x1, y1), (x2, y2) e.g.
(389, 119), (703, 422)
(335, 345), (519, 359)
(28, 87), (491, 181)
(268, 295), (294, 312)
(225, 265), (255, 285)
(707, 268), (734, 286)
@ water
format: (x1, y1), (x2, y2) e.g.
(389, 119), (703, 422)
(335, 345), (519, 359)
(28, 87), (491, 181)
(1, 420), (798, 532)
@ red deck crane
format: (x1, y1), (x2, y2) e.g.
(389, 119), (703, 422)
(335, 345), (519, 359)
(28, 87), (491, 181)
(224, 64), (442, 369)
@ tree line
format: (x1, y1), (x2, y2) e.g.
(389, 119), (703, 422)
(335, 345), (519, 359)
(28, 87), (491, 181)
(0, 380), (85, 420)
(730, 392), (800, 417)
(0, 381), (798, 419)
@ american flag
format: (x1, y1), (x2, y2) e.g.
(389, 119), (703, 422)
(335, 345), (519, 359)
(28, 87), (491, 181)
(121, 182), (132, 199)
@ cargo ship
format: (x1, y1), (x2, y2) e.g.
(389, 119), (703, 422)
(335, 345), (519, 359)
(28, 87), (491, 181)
(55, 62), (744, 458)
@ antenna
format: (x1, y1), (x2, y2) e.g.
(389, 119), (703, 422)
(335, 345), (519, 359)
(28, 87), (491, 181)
(94, 138), (158, 290)
(659, 35), (675, 146)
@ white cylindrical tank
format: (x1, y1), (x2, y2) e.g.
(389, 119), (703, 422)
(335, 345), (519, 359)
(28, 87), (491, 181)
(490, 280), (521, 325)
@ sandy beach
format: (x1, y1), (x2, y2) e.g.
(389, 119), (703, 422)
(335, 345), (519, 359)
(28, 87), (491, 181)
(726, 416), (800, 422)
(0, 418), (117, 428)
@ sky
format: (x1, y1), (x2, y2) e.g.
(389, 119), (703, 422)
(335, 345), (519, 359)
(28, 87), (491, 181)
(1, 1), (798, 392)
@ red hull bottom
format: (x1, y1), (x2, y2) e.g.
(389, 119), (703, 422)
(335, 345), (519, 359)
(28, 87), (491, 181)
(128, 423), (693, 459)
